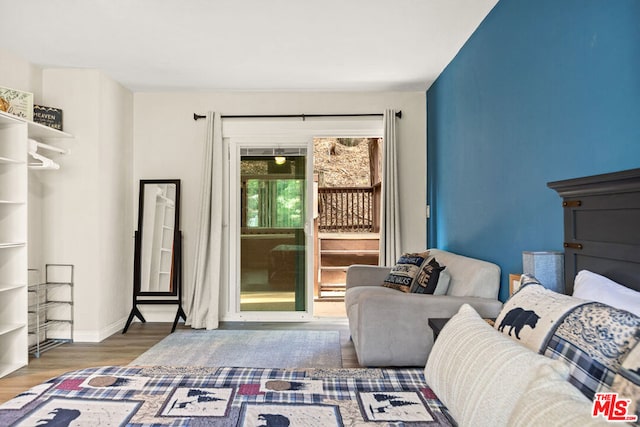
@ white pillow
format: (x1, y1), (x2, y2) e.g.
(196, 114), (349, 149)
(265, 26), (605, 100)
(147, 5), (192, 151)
(424, 304), (564, 427)
(434, 269), (450, 295)
(573, 270), (640, 316)
(509, 363), (611, 427)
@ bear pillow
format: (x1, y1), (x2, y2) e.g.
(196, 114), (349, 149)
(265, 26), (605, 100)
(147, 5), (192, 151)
(494, 276), (585, 352)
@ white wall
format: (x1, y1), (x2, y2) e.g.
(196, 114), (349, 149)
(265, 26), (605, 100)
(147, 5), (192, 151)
(41, 69), (133, 341)
(133, 91), (426, 321)
(0, 48), (42, 104)
(96, 74), (134, 334)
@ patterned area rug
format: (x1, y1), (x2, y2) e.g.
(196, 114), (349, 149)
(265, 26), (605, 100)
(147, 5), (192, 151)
(129, 330), (343, 368)
(0, 366), (454, 426)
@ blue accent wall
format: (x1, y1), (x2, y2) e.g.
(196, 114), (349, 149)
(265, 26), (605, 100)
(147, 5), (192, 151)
(427, 0), (640, 301)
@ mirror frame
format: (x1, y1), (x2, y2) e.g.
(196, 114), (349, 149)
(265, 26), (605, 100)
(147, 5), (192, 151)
(134, 179), (181, 297)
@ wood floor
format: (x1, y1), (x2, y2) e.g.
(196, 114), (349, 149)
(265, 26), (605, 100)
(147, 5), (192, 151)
(0, 320), (359, 404)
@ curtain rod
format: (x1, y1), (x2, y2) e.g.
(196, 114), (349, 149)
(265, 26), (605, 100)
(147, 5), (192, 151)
(193, 111), (402, 121)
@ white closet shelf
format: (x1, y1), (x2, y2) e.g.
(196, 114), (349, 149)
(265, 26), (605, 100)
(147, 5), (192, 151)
(0, 111), (21, 126)
(0, 111), (72, 140)
(0, 242), (27, 249)
(0, 323), (25, 337)
(0, 108), (71, 377)
(0, 156), (24, 164)
(0, 283), (26, 293)
(28, 122), (72, 140)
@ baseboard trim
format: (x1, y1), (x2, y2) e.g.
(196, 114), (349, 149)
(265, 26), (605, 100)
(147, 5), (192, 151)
(73, 317), (127, 343)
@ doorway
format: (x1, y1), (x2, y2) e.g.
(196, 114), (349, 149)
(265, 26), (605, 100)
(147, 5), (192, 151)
(229, 145), (313, 320)
(312, 137), (381, 307)
(223, 117), (384, 321)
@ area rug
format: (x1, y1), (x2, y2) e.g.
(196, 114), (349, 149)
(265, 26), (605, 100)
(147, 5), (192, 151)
(0, 365), (455, 426)
(129, 330), (343, 368)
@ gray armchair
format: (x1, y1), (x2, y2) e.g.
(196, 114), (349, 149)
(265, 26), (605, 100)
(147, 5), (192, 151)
(345, 249), (503, 367)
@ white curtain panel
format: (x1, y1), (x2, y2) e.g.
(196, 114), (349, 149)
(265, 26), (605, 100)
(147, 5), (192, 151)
(185, 112), (223, 329)
(379, 109), (402, 265)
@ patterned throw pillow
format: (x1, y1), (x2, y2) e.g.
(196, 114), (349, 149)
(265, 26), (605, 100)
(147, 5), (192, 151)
(382, 251), (430, 293)
(410, 257), (446, 294)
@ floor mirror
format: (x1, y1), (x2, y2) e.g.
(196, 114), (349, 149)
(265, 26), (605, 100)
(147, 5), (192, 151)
(123, 179), (186, 333)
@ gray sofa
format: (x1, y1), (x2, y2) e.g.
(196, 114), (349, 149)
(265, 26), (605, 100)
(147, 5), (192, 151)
(345, 249), (503, 367)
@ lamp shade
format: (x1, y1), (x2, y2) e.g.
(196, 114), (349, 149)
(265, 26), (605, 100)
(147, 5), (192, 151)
(522, 251), (564, 294)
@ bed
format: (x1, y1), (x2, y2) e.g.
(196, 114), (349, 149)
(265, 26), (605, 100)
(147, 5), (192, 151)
(417, 169), (640, 427)
(1, 168), (639, 426)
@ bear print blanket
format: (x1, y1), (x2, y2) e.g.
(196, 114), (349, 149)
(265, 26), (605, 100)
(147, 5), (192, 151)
(0, 366), (456, 426)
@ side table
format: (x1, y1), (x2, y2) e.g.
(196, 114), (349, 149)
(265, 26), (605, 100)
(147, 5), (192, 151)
(428, 318), (450, 341)
(428, 317), (496, 341)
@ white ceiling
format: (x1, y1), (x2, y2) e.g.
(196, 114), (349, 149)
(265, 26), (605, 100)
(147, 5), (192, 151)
(0, 0), (498, 92)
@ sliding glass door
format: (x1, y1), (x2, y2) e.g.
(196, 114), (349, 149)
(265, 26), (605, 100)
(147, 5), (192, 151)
(231, 146), (311, 317)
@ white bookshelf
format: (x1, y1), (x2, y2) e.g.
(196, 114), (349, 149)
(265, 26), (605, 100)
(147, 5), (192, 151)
(0, 111), (72, 377)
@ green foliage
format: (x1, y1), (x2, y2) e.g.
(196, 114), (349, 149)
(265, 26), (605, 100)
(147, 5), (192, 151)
(245, 179), (304, 228)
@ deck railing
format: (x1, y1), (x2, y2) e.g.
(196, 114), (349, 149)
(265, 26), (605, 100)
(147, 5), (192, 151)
(317, 186), (375, 232)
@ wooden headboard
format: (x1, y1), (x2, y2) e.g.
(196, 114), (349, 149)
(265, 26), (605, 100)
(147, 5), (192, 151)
(548, 168), (640, 294)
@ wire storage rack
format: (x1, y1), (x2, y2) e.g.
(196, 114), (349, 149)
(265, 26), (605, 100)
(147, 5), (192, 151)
(28, 264), (74, 358)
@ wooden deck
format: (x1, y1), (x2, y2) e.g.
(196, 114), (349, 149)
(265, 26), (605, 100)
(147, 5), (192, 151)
(315, 232), (379, 300)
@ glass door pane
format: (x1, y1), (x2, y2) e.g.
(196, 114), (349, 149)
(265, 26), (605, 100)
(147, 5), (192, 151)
(239, 153), (306, 312)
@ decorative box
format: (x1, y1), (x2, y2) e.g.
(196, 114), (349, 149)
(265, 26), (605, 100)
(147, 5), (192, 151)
(0, 86), (34, 121)
(33, 105), (63, 131)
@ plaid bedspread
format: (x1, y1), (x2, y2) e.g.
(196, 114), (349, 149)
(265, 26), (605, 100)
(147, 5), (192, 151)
(0, 365), (455, 426)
